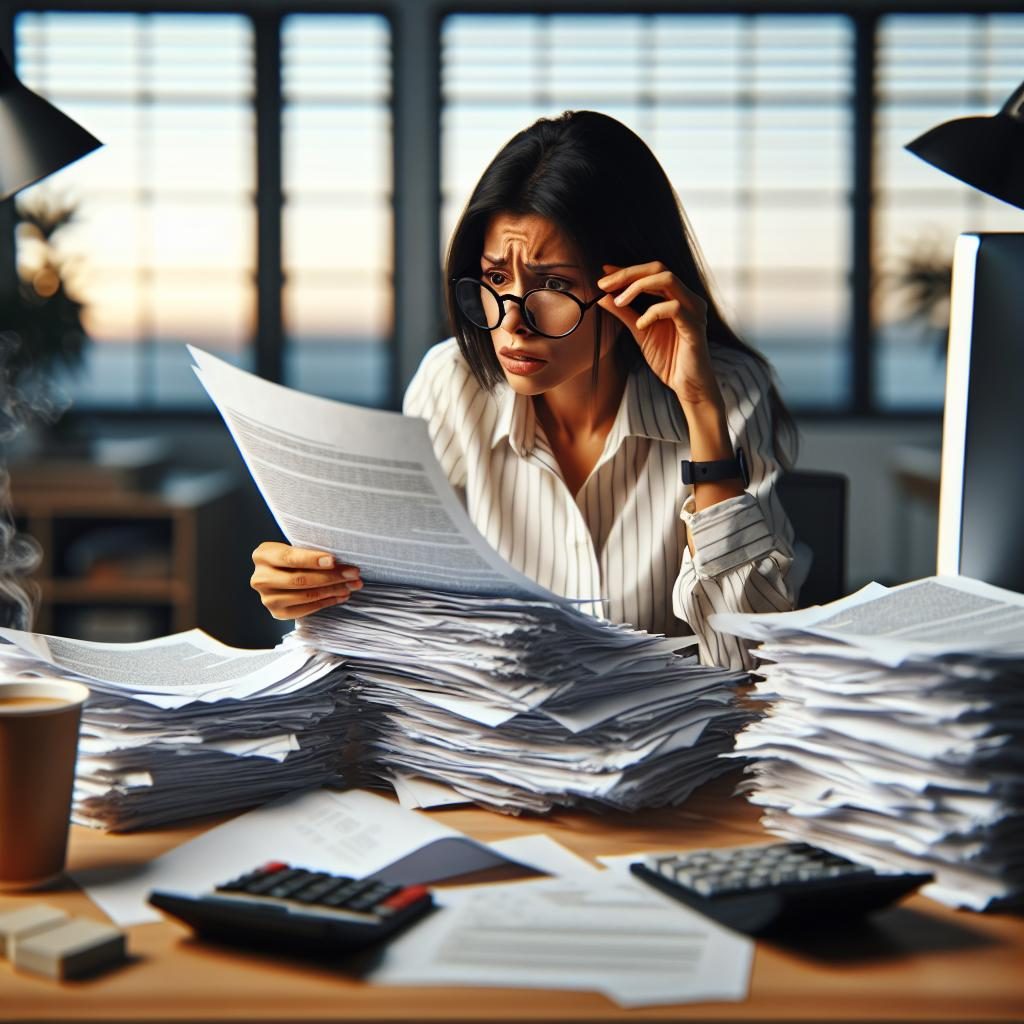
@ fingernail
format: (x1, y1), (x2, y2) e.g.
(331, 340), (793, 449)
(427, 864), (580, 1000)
(319, 556), (334, 568)
(342, 568), (360, 580)
(597, 277), (610, 288)
(349, 578), (363, 589)
(614, 293), (627, 306)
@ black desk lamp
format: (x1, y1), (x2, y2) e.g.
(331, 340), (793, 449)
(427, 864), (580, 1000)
(905, 79), (1024, 211)
(0, 48), (101, 201)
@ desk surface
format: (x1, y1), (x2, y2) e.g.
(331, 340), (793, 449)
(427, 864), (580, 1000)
(2, 776), (1022, 1022)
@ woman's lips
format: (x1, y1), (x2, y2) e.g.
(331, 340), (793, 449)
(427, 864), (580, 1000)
(499, 348), (548, 376)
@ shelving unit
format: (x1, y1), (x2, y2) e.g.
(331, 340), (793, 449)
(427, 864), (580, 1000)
(12, 466), (240, 644)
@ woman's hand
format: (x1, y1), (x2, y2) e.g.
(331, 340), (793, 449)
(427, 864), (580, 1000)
(596, 262), (721, 410)
(250, 542), (362, 620)
(597, 262), (743, 515)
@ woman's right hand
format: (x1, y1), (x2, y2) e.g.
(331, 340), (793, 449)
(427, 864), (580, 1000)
(250, 542), (363, 620)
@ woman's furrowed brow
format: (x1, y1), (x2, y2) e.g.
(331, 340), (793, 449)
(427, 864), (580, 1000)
(482, 254), (581, 271)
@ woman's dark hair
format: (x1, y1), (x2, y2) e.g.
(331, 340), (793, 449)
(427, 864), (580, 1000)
(444, 109), (797, 462)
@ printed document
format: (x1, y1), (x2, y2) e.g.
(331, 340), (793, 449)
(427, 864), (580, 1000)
(371, 873), (753, 1007)
(189, 346), (557, 601)
(74, 788), (534, 926)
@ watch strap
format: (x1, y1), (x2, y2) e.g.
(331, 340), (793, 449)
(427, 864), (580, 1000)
(680, 448), (749, 487)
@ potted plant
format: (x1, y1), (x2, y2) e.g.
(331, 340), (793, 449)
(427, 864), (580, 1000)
(0, 192), (89, 424)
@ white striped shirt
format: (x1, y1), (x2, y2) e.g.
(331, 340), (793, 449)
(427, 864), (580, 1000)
(403, 338), (797, 669)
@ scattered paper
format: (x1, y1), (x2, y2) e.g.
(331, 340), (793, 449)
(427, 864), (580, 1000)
(74, 788), (533, 926)
(371, 873), (753, 1007)
(488, 834), (601, 879)
(390, 773), (472, 810)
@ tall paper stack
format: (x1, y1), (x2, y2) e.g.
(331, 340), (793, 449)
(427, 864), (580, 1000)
(0, 628), (354, 831)
(711, 575), (1024, 909)
(297, 583), (750, 814)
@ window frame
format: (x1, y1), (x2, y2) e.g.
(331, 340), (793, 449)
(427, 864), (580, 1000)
(3, 0), (1020, 421)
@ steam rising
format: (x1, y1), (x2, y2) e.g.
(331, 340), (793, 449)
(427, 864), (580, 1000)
(0, 329), (71, 630)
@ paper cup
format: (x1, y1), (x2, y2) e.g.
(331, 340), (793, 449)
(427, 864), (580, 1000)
(0, 678), (90, 890)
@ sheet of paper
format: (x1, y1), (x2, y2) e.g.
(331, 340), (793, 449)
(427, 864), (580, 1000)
(0, 627), (313, 701)
(390, 773), (471, 810)
(712, 576), (1024, 666)
(371, 874), (753, 1007)
(73, 788), (531, 926)
(190, 346), (561, 602)
(488, 834), (602, 878)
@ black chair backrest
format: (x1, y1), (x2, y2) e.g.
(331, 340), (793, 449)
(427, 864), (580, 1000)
(776, 470), (848, 608)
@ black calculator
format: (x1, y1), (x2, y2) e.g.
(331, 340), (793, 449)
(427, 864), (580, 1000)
(630, 841), (932, 935)
(149, 861), (434, 957)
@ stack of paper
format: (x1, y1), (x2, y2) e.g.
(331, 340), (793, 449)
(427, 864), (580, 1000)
(296, 583), (750, 814)
(711, 575), (1024, 910)
(0, 628), (352, 831)
(188, 347), (753, 818)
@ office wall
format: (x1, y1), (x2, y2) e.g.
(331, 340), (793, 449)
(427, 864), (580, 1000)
(796, 418), (942, 590)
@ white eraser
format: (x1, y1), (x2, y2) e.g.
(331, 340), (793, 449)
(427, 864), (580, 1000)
(0, 904), (69, 959)
(12, 917), (125, 980)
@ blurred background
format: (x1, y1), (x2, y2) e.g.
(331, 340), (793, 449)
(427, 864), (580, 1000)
(2, 0), (1023, 649)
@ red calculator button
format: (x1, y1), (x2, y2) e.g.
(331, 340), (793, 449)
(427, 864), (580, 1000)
(379, 885), (429, 912)
(260, 861), (290, 874)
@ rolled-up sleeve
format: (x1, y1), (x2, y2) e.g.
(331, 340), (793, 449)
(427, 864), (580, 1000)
(672, 352), (797, 670)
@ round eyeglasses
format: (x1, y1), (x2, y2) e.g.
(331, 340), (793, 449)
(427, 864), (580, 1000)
(453, 277), (601, 340)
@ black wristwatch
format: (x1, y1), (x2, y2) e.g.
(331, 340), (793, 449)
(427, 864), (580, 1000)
(680, 448), (749, 487)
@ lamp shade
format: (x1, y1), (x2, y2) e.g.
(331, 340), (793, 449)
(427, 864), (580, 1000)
(0, 49), (101, 201)
(905, 80), (1024, 211)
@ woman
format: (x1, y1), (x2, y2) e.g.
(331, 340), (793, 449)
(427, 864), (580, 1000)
(251, 110), (799, 669)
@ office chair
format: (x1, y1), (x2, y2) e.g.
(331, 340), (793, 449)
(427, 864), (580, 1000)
(776, 470), (848, 608)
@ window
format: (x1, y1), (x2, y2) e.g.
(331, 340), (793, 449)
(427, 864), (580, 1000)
(15, 12), (256, 408)
(441, 13), (854, 409)
(281, 14), (392, 403)
(874, 13), (1024, 410)
(11, 4), (1022, 417)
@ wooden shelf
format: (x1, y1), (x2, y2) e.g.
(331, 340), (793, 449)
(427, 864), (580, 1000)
(41, 579), (188, 602)
(12, 465), (240, 643)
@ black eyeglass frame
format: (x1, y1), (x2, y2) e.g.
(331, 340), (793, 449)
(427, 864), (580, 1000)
(451, 276), (602, 340)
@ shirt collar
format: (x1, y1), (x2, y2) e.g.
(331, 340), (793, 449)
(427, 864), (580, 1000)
(489, 361), (689, 457)
(489, 383), (537, 457)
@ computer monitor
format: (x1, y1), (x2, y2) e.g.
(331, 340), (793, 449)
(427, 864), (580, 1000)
(936, 232), (1024, 593)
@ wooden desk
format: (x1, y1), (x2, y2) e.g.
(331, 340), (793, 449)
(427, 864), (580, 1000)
(2, 777), (1022, 1021)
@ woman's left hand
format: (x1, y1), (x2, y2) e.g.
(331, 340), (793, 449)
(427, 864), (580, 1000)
(596, 262), (722, 409)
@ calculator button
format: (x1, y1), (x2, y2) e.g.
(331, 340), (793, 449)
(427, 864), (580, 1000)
(307, 877), (355, 901)
(238, 868), (302, 895)
(291, 876), (342, 903)
(217, 871), (262, 893)
(322, 883), (364, 907)
(269, 873), (319, 899)
(346, 895), (380, 913)
(378, 886), (430, 916)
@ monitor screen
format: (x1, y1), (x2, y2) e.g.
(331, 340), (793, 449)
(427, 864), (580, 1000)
(937, 233), (1024, 594)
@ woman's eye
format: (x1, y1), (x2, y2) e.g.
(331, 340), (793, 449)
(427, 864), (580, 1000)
(484, 270), (507, 287)
(544, 278), (572, 292)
